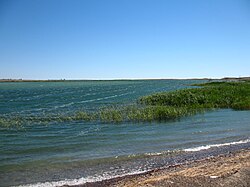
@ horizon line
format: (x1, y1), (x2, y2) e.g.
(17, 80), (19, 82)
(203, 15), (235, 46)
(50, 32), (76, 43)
(1, 76), (249, 81)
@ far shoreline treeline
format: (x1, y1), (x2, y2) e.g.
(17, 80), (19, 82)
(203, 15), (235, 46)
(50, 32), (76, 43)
(0, 77), (250, 82)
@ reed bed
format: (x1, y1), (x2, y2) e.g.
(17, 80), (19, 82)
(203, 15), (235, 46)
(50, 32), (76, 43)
(139, 81), (250, 110)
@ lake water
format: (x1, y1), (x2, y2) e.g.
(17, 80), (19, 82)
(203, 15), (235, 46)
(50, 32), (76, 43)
(0, 80), (250, 187)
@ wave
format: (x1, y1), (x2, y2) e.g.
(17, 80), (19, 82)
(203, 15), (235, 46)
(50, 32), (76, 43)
(15, 169), (148, 187)
(126, 139), (250, 157)
(24, 91), (136, 112)
(52, 91), (135, 108)
(15, 138), (250, 187)
(78, 91), (135, 104)
(144, 149), (182, 156)
(53, 102), (75, 109)
(184, 139), (250, 152)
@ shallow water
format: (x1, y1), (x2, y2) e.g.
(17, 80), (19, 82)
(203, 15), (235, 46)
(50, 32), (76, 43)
(0, 80), (250, 187)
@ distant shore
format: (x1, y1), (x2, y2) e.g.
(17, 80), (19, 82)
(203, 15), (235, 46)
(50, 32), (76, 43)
(70, 149), (250, 187)
(0, 77), (249, 82)
(0, 78), (211, 82)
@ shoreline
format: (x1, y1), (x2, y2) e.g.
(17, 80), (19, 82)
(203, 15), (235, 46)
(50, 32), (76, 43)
(0, 78), (214, 82)
(1, 77), (249, 82)
(4, 141), (250, 187)
(69, 148), (250, 187)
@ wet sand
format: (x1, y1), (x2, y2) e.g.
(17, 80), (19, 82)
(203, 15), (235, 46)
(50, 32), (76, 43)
(69, 149), (250, 187)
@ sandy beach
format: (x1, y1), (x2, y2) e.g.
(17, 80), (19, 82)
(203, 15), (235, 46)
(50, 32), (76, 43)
(69, 149), (250, 187)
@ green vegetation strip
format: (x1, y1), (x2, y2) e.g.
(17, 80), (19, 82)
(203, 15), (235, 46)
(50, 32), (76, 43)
(1, 81), (250, 127)
(0, 106), (199, 127)
(139, 81), (250, 110)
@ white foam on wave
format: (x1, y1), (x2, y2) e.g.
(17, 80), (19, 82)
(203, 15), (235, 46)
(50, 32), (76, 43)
(46, 91), (135, 110)
(184, 139), (250, 152)
(15, 169), (148, 187)
(78, 91), (135, 104)
(14, 139), (250, 187)
(144, 150), (179, 156)
(53, 102), (75, 109)
(145, 152), (163, 156)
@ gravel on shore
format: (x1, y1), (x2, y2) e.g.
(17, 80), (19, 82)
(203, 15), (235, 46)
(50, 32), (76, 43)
(69, 149), (250, 187)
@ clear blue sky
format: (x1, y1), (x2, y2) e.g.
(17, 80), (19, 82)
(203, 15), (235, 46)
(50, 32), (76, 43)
(0, 0), (250, 79)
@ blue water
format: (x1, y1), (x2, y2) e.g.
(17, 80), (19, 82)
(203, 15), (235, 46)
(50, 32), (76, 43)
(0, 80), (250, 187)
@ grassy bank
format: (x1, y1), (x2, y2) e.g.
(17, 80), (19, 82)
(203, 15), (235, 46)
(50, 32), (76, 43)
(1, 81), (250, 127)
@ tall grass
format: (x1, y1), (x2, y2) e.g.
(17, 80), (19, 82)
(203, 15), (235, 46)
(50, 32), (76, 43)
(139, 81), (250, 110)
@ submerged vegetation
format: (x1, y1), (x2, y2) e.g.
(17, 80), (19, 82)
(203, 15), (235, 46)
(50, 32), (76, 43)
(1, 81), (250, 127)
(0, 106), (198, 127)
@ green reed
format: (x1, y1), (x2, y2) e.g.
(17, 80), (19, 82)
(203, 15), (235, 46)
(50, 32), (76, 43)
(139, 81), (250, 110)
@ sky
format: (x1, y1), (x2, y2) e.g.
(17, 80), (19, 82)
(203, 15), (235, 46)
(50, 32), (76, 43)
(0, 0), (250, 79)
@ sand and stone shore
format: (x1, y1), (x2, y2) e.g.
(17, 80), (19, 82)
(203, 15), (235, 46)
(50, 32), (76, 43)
(69, 149), (250, 187)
